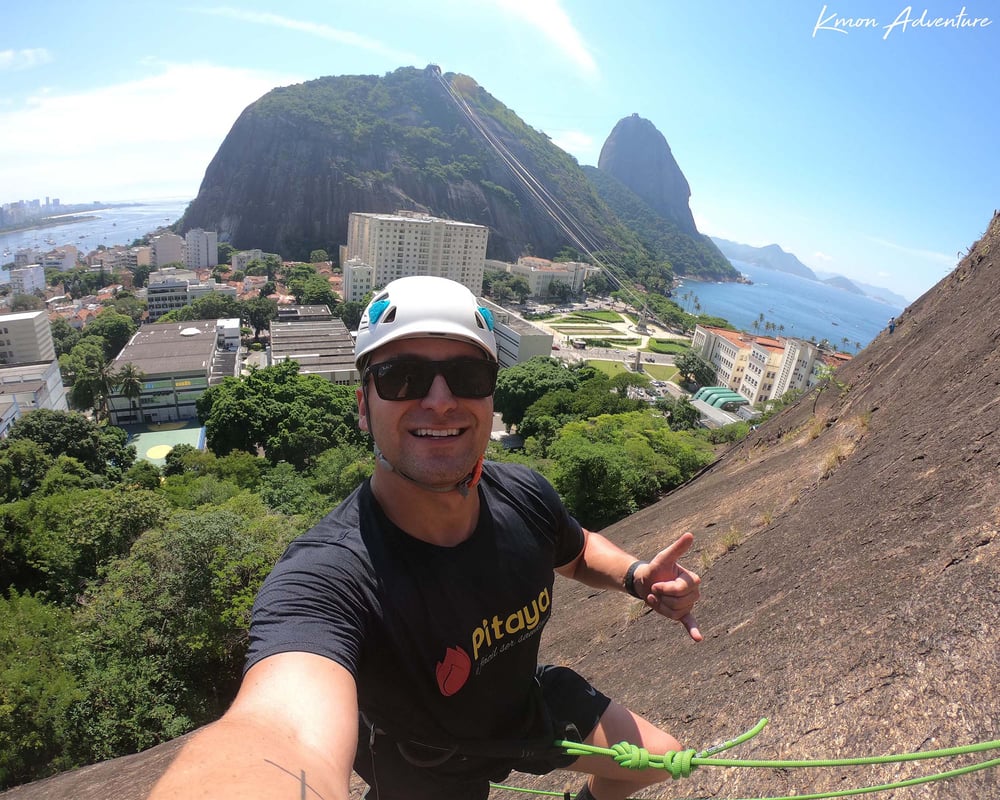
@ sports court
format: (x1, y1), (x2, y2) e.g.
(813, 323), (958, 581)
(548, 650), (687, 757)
(123, 420), (206, 466)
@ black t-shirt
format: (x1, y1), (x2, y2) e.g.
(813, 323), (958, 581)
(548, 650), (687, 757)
(245, 461), (585, 745)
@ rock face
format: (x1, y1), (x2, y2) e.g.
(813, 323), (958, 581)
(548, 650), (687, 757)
(181, 66), (616, 264)
(9, 214), (998, 799)
(598, 113), (698, 235)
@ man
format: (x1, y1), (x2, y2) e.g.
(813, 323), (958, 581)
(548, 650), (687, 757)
(151, 276), (702, 800)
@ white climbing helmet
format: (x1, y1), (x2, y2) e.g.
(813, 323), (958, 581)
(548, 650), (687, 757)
(355, 276), (498, 368)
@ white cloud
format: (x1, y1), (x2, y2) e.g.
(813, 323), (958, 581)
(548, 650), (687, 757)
(812, 251), (834, 262)
(548, 129), (596, 164)
(0, 48), (53, 71)
(197, 7), (423, 65)
(0, 62), (301, 201)
(489, 0), (598, 78)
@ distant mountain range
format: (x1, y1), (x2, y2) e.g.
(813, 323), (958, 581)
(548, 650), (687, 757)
(710, 236), (910, 307)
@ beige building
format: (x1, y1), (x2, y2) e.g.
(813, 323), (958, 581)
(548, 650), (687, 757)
(488, 256), (601, 299)
(151, 232), (185, 267)
(692, 324), (845, 405)
(144, 268), (237, 322)
(0, 361), (70, 437)
(344, 211), (488, 296)
(0, 310), (56, 365)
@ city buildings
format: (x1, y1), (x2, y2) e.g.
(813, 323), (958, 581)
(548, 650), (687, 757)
(478, 298), (553, 368)
(106, 319), (241, 425)
(268, 306), (358, 385)
(151, 232), (185, 268)
(486, 256), (601, 299)
(9, 264), (46, 297)
(691, 324), (848, 407)
(0, 309), (68, 435)
(143, 267), (237, 322)
(341, 211), (488, 301)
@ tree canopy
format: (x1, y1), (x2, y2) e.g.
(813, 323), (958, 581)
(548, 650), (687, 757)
(197, 361), (365, 468)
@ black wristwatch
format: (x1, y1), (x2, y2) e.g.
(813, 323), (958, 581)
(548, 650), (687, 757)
(624, 560), (648, 599)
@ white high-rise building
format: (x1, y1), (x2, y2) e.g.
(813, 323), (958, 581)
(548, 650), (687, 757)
(342, 257), (375, 303)
(9, 264), (47, 297)
(185, 228), (219, 270)
(345, 211), (488, 295)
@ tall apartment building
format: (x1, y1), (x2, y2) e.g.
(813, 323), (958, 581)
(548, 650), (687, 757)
(151, 232), (185, 267)
(0, 310), (56, 364)
(9, 264), (46, 296)
(344, 211), (488, 297)
(185, 228), (219, 270)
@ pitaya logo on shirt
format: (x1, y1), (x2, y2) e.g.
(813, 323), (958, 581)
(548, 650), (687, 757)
(435, 646), (472, 696)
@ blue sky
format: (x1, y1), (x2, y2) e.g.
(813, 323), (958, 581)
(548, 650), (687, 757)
(2, 1), (997, 301)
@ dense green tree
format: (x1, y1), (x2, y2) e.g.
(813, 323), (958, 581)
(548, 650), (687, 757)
(36, 455), (106, 497)
(9, 294), (44, 312)
(258, 461), (327, 519)
(548, 279), (572, 303)
(3, 409), (135, 479)
(211, 451), (263, 491)
(309, 444), (374, 505)
(0, 591), (80, 788)
(50, 317), (82, 358)
(334, 300), (365, 331)
(102, 293), (146, 325)
(25, 487), (170, 603)
(583, 273), (610, 296)
(217, 242), (236, 267)
(493, 357), (579, 428)
(294, 274), (339, 311)
(0, 439), (54, 502)
(197, 361), (364, 468)
(309, 249), (329, 263)
(84, 312), (138, 360)
(123, 460), (162, 490)
(548, 410), (713, 529)
(162, 443), (214, 477)
(674, 351), (717, 388)
(129, 263), (152, 289)
(65, 494), (301, 763)
(655, 396), (701, 430)
(242, 296), (278, 341)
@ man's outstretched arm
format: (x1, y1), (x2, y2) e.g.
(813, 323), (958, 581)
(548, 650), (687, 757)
(149, 652), (358, 800)
(556, 530), (703, 641)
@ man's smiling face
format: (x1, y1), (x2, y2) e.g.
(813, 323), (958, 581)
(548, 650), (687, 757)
(358, 336), (494, 491)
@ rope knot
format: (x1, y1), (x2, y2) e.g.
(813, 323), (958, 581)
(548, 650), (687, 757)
(661, 748), (698, 779)
(610, 742), (650, 770)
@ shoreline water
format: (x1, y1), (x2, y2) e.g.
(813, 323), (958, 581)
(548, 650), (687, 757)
(677, 261), (903, 350)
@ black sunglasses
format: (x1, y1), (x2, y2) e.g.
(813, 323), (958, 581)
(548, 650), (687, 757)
(364, 358), (499, 401)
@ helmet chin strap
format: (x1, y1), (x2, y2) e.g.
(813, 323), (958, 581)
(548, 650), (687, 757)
(373, 445), (483, 498)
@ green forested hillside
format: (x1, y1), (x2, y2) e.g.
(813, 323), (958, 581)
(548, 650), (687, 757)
(583, 165), (738, 281)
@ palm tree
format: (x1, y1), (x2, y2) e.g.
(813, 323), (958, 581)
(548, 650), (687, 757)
(116, 362), (146, 424)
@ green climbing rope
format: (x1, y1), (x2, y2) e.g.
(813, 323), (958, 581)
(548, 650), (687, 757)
(487, 717), (1000, 800)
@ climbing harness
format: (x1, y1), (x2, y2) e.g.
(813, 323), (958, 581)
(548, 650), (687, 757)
(487, 718), (1000, 799)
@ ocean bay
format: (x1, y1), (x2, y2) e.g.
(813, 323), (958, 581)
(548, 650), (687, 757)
(678, 260), (904, 350)
(1, 198), (190, 264)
